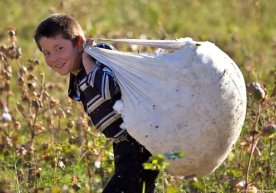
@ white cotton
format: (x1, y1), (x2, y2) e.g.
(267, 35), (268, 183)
(85, 37), (247, 177)
(94, 160), (101, 168)
(2, 112), (12, 122)
(58, 160), (65, 169)
(113, 100), (124, 115)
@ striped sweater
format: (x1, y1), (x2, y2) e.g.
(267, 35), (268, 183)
(68, 43), (125, 138)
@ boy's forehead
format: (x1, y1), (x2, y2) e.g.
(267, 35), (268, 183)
(45, 34), (68, 41)
(40, 35), (72, 49)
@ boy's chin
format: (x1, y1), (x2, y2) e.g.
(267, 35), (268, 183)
(57, 71), (70, 76)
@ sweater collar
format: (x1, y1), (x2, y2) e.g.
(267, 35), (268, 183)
(68, 64), (86, 101)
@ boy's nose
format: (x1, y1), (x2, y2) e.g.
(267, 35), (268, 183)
(48, 54), (59, 65)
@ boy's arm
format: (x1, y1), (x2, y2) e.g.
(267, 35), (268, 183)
(82, 38), (96, 73)
(82, 43), (120, 100)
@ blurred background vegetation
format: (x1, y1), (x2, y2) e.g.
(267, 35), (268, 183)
(0, 0), (275, 192)
(1, 0), (275, 82)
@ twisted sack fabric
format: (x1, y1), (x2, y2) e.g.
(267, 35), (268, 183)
(84, 38), (247, 177)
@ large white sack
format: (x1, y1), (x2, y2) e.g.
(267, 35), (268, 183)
(84, 38), (247, 177)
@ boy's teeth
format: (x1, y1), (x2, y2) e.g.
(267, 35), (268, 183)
(56, 64), (64, 68)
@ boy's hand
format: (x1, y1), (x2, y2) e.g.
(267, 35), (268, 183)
(82, 38), (96, 74)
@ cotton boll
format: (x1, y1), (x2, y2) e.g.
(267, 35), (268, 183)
(94, 160), (101, 168)
(2, 112), (12, 122)
(1, 104), (11, 122)
(58, 160), (65, 169)
(113, 100), (124, 115)
(114, 100), (127, 130)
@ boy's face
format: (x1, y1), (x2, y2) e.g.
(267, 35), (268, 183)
(39, 35), (82, 76)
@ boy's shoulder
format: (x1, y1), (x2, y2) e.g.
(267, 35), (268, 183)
(95, 42), (116, 50)
(94, 42), (116, 69)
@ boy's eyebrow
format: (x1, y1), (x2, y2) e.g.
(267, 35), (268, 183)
(41, 49), (49, 53)
(41, 44), (63, 52)
(52, 43), (63, 48)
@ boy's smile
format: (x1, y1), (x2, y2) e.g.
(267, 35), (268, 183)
(39, 35), (82, 75)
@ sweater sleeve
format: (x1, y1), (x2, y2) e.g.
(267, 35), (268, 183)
(86, 65), (119, 99)
(85, 42), (120, 99)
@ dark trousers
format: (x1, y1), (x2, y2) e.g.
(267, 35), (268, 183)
(102, 133), (159, 193)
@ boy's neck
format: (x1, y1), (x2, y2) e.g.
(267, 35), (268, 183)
(71, 62), (84, 76)
(71, 69), (79, 75)
(70, 55), (83, 75)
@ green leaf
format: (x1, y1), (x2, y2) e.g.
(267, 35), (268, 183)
(165, 151), (185, 160)
(226, 168), (243, 178)
(167, 186), (179, 193)
(143, 163), (154, 170)
(192, 181), (205, 191)
(51, 187), (61, 193)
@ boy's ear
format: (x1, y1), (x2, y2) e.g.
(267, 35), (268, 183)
(75, 36), (84, 49)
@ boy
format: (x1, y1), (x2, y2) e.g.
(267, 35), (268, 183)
(34, 14), (158, 193)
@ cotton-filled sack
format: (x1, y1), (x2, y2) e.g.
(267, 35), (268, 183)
(84, 38), (247, 177)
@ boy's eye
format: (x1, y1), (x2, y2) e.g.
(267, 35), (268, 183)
(56, 47), (63, 51)
(43, 52), (50, 57)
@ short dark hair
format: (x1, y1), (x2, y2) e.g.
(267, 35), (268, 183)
(34, 13), (84, 51)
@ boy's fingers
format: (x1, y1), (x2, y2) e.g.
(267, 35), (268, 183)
(86, 38), (94, 46)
